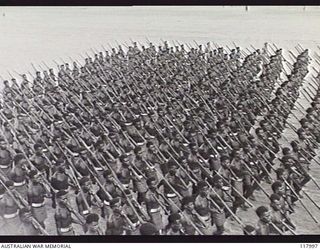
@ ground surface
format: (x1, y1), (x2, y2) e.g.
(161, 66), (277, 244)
(0, 6), (319, 235)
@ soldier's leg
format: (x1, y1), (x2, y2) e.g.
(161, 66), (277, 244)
(212, 211), (226, 235)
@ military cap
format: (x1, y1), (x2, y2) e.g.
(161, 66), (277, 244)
(140, 222), (158, 235)
(256, 206), (269, 217)
(86, 213), (99, 224)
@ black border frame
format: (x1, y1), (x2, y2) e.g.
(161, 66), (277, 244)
(0, 235), (319, 243)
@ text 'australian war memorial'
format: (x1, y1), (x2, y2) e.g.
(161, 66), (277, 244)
(1, 24), (320, 236)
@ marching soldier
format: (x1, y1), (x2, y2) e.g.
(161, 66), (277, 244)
(27, 170), (49, 229)
(7, 154), (28, 200)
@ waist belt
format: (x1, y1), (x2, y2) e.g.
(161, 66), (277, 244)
(14, 180), (26, 187)
(167, 193), (176, 198)
(0, 164), (9, 169)
(4, 210), (19, 219)
(60, 226), (72, 233)
(234, 178), (243, 182)
(32, 202), (45, 208)
(136, 142), (144, 146)
(82, 210), (89, 215)
(149, 207), (161, 213)
(94, 167), (103, 171)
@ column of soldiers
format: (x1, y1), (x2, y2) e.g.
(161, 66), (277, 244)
(0, 40), (319, 235)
